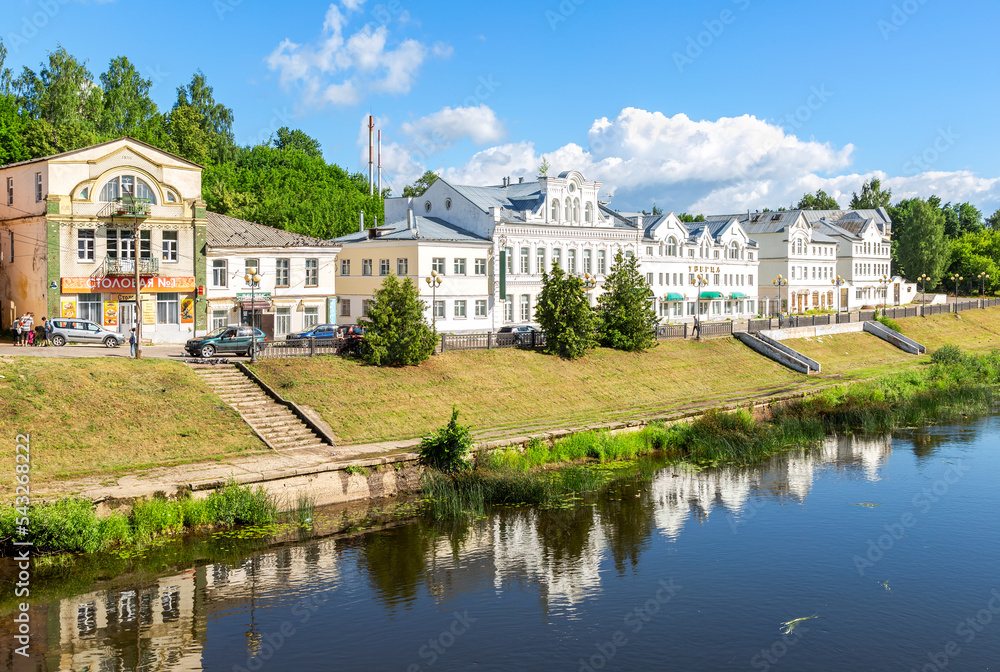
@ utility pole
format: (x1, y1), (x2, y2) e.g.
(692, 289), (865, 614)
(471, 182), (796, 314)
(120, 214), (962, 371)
(368, 115), (374, 196)
(133, 197), (143, 360)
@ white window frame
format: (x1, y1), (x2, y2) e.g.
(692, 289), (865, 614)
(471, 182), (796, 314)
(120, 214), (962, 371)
(212, 260), (228, 288)
(275, 258), (290, 287)
(77, 229), (95, 262)
(341, 259), (351, 276)
(475, 258), (487, 275)
(475, 299), (487, 317)
(275, 307), (292, 336)
(454, 258), (467, 275)
(454, 300), (467, 318)
(161, 230), (178, 263)
(305, 258), (319, 286)
(303, 306), (319, 328)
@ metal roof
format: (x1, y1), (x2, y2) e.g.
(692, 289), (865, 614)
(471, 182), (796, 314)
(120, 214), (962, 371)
(206, 212), (337, 248)
(0, 136), (204, 171)
(332, 216), (491, 244)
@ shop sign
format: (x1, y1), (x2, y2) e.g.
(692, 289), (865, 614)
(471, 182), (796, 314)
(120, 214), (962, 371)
(142, 299), (156, 325)
(61, 301), (76, 318)
(61, 277), (197, 293)
(104, 301), (118, 327)
(181, 298), (194, 324)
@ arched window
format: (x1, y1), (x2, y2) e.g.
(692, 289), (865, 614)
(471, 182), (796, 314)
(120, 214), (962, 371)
(565, 198), (572, 224)
(551, 199), (560, 221)
(585, 202), (593, 223)
(573, 198), (580, 223)
(99, 175), (158, 204)
(667, 237), (677, 256)
(729, 242), (739, 259)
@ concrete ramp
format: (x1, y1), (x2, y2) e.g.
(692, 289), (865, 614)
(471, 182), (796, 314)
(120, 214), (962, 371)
(736, 332), (820, 375)
(863, 321), (927, 355)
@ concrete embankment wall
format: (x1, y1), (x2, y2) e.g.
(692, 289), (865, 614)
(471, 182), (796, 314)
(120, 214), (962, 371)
(735, 332), (815, 375)
(759, 321), (866, 341)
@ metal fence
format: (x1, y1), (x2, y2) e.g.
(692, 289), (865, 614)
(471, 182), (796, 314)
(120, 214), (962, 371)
(439, 330), (549, 352)
(258, 338), (352, 359)
(656, 324), (689, 340)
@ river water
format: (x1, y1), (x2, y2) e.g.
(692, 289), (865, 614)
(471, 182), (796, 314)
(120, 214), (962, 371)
(10, 419), (1000, 671)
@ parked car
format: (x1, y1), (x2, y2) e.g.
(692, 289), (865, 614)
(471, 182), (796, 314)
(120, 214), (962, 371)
(184, 326), (267, 358)
(286, 324), (341, 341)
(48, 319), (127, 348)
(498, 325), (540, 345)
(338, 325), (366, 354)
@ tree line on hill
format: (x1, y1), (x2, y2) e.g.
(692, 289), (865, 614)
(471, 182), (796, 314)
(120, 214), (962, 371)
(0, 40), (382, 240)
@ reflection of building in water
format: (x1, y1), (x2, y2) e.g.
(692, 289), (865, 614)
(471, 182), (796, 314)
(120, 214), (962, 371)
(46, 540), (342, 671)
(651, 434), (892, 539)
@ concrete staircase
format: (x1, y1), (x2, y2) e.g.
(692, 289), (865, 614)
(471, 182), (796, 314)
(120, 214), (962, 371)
(191, 363), (333, 453)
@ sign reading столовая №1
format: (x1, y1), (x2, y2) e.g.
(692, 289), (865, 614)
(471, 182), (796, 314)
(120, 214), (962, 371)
(61, 277), (197, 292)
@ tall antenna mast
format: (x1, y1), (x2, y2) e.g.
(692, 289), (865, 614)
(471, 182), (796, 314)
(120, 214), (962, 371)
(368, 115), (374, 196)
(377, 129), (382, 198)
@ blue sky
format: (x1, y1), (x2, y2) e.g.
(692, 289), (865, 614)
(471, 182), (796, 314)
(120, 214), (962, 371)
(5, 0), (1000, 214)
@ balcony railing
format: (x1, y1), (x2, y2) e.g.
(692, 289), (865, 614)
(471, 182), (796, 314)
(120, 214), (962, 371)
(97, 198), (152, 219)
(101, 256), (159, 276)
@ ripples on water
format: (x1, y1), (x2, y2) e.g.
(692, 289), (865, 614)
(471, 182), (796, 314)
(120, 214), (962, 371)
(9, 419), (1000, 671)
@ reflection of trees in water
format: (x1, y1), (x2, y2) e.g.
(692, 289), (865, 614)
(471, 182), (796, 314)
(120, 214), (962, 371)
(596, 477), (657, 575)
(359, 525), (439, 608)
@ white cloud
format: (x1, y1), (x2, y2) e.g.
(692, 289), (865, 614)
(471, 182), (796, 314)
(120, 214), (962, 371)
(400, 105), (506, 147)
(266, 1), (449, 109)
(425, 107), (1000, 215)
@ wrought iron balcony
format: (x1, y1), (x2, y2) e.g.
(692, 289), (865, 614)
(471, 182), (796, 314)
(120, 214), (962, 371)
(97, 198), (152, 219)
(101, 256), (159, 276)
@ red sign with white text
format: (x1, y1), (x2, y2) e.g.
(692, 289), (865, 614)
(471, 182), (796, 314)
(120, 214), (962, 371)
(61, 277), (197, 293)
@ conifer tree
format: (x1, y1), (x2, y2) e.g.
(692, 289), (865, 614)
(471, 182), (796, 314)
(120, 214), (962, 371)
(359, 274), (438, 366)
(535, 263), (596, 360)
(597, 250), (658, 351)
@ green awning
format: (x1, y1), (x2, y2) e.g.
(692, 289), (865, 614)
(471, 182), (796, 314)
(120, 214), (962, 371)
(730, 292), (747, 299)
(664, 292), (684, 301)
(699, 292), (723, 300)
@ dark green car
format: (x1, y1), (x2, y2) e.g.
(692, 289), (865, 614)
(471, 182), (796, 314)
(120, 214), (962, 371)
(184, 326), (268, 358)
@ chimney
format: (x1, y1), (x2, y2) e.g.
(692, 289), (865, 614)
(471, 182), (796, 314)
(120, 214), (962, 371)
(519, 176), (524, 184)
(636, 214), (643, 230)
(407, 208), (414, 230)
(359, 211), (364, 233)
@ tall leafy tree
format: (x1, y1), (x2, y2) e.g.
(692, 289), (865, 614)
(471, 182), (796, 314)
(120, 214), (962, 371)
(597, 250), (658, 351)
(15, 47), (102, 130)
(402, 170), (439, 197)
(165, 106), (211, 165)
(986, 208), (1000, 230)
(98, 56), (158, 138)
(535, 264), (597, 360)
(893, 198), (950, 288)
(678, 213), (705, 223)
(174, 70), (235, 164)
(358, 273), (437, 366)
(948, 230), (1000, 295)
(272, 127), (322, 158)
(849, 178), (892, 210)
(796, 189), (840, 210)
(941, 201), (983, 239)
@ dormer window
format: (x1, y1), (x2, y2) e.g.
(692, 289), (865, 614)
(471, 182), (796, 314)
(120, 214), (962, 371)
(585, 202), (593, 224)
(445, 198), (452, 210)
(166, 191), (177, 203)
(99, 175), (157, 204)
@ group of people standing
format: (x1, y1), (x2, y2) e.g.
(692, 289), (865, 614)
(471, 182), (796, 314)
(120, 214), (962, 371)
(10, 313), (51, 347)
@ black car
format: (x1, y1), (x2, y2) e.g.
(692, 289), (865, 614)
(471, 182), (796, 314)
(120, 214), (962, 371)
(498, 325), (540, 345)
(184, 326), (268, 358)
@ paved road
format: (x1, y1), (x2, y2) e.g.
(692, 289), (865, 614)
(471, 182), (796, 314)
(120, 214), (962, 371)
(0, 343), (251, 361)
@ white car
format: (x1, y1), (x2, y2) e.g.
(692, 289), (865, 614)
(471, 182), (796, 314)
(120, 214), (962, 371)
(48, 319), (127, 348)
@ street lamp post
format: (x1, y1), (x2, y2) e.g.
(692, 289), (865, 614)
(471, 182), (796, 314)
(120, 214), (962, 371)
(978, 272), (990, 298)
(831, 275), (845, 314)
(243, 270), (262, 363)
(425, 269), (443, 334)
(772, 275), (788, 325)
(879, 275), (890, 316)
(691, 274), (708, 339)
(949, 273), (963, 310)
(917, 273), (930, 317)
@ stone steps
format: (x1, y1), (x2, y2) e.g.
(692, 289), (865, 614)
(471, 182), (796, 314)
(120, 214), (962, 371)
(191, 363), (333, 453)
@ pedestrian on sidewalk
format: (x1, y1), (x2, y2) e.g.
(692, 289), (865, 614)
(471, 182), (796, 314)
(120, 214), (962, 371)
(10, 316), (20, 346)
(22, 313), (34, 345)
(129, 327), (137, 358)
(42, 317), (52, 346)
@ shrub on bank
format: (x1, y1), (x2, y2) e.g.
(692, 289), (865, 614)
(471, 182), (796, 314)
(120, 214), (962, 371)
(419, 407), (473, 473)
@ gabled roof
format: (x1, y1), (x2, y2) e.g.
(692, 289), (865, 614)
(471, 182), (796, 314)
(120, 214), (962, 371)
(0, 136), (204, 171)
(206, 212), (337, 248)
(332, 216), (491, 244)
(441, 177), (545, 214)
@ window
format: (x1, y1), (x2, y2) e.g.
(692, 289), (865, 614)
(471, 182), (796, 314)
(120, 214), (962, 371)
(454, 258), (467, 275)
(432, 257), (445, 274)
(646, 273), (653, 285)
(77, 229), (95, 261)
(211, 310), (228, 331)
(445, 198), (452, 210)
(341, 259), (351, 276)
(245, 258), (259, 275)
(212, 260), (227, 287)
(568, 249), (577, 274)
(157, 293), (179, 324)
(583, 249), (592, 274)
(552, 248), (562, 269)
(646, 246), (654, 256)
(713, 274), (720, 285)
(99, 175), (157, 203)
(551, 199), (560, 221)
(475, 258), (487, 275)
(140, 230), (151, 259)
(301, 307), (317, 328)
(340, 299), (351, 317)
(504, 295), (513, 322)
(667, 237), (677, 256)
(597, 250), (606, 274)
(380, 259), (390, 276)
(274, 258), (290, 287)
(6, 177), (12, 205)
(475, 299), (487, 317)
(397, 258), (409, 276)
(305, 259), (318, 286)
(520, 248), (529, 274)
(729, 242), (739, 259)
(362, 300), (371, 317)
(434, 300), (445, 319)
(362, 259), (373, 276)
(520, 294), (530, 321)
(749, 275), (754, 285)
(35, 172), (42, 202)
(78, 294), (101, 322)
(585, 202), (593, 223)
(276, 307), (291, 336)
(161, 231), (178, 262)
(505, 248), (513, 274)
(454, 300), (467, 318)
(536, 248), (546, 274)
(166, 191), (177, 203)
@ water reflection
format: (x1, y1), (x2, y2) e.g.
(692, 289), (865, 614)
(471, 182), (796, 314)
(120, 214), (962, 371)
(33, 434), (896, 670)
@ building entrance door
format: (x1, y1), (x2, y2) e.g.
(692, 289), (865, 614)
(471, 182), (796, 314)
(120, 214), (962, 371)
(118, 302), (137, 333)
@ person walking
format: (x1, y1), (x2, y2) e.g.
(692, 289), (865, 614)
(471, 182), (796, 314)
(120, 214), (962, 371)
(42, 317), (52, 346)
(129, 327), (137, 358)
(10, 316), (20, 346)
(21, 313), (33, 346)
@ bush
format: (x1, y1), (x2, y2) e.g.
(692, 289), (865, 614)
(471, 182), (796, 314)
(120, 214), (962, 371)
(359, 273), (438, 366)
(931, 344), (964, 365)
(206, 482), (277, 526)
(419, 406), (473, 472)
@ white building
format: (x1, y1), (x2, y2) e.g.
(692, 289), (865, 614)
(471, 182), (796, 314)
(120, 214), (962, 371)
(336, 171), (760, 331)
(204, 212), (340, 338)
